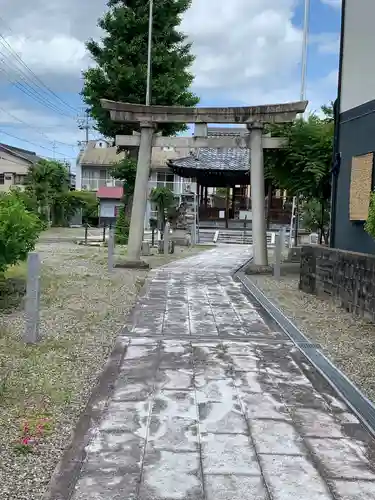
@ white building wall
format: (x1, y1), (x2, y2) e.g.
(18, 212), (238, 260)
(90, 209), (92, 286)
(340, 0), (375, 112)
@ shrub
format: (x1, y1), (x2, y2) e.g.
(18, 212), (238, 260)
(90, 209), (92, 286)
(115, 208), (130, 245)
(0, 192), (43, 274)
(365, 192), (375, 239)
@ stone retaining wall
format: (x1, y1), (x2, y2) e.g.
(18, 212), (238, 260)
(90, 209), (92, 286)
(299, 245), (375, 320)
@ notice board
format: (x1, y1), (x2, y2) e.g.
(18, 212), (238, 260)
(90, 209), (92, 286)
(349, 153), (373, 221)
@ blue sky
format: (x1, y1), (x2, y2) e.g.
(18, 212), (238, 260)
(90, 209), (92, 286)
(0, 0), (342, 168)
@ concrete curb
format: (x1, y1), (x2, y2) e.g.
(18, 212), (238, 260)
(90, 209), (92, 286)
(236, 269), (375, 439)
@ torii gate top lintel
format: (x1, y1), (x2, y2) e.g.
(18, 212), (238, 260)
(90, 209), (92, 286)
(100, 99), (308, 125)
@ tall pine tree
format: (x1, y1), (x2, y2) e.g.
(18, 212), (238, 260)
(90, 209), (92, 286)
(82, 0), (199, 138)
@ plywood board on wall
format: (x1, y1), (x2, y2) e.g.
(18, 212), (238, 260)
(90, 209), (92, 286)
(349, 153), (373, 221)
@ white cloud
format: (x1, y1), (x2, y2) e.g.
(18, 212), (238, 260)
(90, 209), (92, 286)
(182, 0), (303, 104)
(310, 33), (340, 55)
(0, 0), (339, 159)
(321, 0), (342, 8)
(4, 35), (89, 76)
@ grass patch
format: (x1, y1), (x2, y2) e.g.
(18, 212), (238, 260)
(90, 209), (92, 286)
(0, 326), (92, 429)
(0, 262), (28, 311)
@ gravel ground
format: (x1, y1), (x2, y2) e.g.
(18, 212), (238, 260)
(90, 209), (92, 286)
(250, 249), (375, 404)
(0, 242), (206, 500)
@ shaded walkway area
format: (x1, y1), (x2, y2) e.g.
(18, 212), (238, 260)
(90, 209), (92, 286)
(72, 246), (375, 500)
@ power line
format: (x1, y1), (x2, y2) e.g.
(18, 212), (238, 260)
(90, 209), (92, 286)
(0, 15), (79, 116)
(0, 59), (75, 119)
(0, 105), (78, 148)
(0, 128), (74, 157)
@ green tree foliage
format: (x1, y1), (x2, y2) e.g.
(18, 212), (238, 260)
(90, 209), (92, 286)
(53, 191), (99, 226)
(110, 156), (137, 217)
(115, 208), (130, 245)
(150, 186), (175, 230)
(301, 199), (330, 244)
(25, 159), (70, 222)
(0, 191), (43, 274)
(365, 192), (375, 239)
(9, 187), (39, 215)
(266, 108), (334, 201)
(82, 0), (199, 138)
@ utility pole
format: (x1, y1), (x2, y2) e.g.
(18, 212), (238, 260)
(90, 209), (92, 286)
(146, 0), (153, 105)
(294, 0), (311, 247)
(300, 0), (310, 102)
(77, 108), (90, 147)
(52, 141), (56, 160)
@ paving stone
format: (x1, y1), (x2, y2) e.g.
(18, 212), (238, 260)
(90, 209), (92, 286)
(85, 430), (144, 456)
(260, 454), (332, 500)
(100, 401), (151, 436)
(152, 390), (197, 420)
(307, 438), (375, 480)
(148, 416), (199, 451)
(334, 480), (375, 499)
(201, 433), (260, 474)
(251, 420), (305, 455)
(125, 344), (159, 359)
(240, 393), (291, 421)
(205, 475), (267, 500)
(231, 354), (260, 371)
(199, 402), (248, 434)
(112, 380), (154, 402)
(129, 338), (159, 345)
(293, 408), (344, 438)
(195, 379), (236, 404)
(277, 382), (329, 410)
(139, 450), (203, 500)
(157, 369), (194, 390)
(72, 472), (139, 500)
(234, 370), (267, 394)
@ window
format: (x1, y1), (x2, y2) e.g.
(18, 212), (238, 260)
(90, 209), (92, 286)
(0, 174), (4, 185)
(14, 175), (26, 185)
(156, 172), (174, 191)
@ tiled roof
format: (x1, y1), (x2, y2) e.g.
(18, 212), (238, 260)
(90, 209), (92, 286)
(0, 143), (42, 164)
(80, 146), (126, 166)
(96, 186), (123, 199)
(170, 147), (250, 172)
(170, 127), (250, 172)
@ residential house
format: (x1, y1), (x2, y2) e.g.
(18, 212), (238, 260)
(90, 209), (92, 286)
(331, 0), (375, 253)
(0, 143), (41, 192)
(76, 139), (125, 191)
(76, 138), (194, 228)
(78, 134), (253, 229)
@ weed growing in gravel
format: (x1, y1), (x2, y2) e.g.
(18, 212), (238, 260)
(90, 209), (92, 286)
(14, 417), (52, 455)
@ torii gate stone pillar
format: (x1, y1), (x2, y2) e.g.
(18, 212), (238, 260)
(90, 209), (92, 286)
(101, 99), (307, 266)
(126, 121), (155, 261)
(248, 121), (267, 265)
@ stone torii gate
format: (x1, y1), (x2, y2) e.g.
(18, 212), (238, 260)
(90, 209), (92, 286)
(101, 100), (307, 266)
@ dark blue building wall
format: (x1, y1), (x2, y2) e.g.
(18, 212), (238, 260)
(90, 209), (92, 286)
(333, 99), (375, 254)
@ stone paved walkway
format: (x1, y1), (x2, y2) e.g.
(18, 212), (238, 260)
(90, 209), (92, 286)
(72, 246), (375, 500)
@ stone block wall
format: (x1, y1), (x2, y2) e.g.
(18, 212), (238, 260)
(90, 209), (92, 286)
(299, 245), (375, 320)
